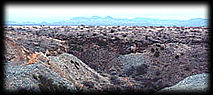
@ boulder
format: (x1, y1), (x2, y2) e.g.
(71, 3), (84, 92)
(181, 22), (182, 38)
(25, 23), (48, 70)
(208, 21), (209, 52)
(158, 73), (209, 93)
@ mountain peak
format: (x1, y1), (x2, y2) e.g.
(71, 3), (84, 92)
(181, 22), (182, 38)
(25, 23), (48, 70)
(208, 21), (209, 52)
(91, 16), (101, 19)
(105, 16), (113, 19)
(6, 16), (208, 27)
(189, 18), (207, 21)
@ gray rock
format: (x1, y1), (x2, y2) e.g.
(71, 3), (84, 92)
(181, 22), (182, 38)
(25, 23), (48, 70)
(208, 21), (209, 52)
(117, 53), (150, 70)
(4, 61), (77, 92)
(158, 73), (209, 93)
(117, 53), (150, 76)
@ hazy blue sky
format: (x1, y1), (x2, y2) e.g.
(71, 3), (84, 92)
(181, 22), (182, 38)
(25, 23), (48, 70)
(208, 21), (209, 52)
(5, 4), (208, 23)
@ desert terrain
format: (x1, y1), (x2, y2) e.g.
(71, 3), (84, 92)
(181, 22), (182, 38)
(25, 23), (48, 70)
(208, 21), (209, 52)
(3, 25), (209, 93)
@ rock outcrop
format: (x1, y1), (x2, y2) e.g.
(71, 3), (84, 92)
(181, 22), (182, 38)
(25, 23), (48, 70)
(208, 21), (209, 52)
(3, 37), (114, 93)
(158, 73), (209, 93)
(4, 37), (76, 92)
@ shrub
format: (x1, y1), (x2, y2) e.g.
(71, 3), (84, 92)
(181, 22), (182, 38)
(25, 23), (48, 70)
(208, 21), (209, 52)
(72, 46), (83, 51)
(155, 43), (161, 47)
(154, 50), (160, 57)
(114, 36), (120, 41)
(151, 48), (155, 53)
(160, 46), (165, 50)
(175, 55), (179, 59)
(122, 34), (127, 37)
(103, 33), (107, 36)
(110, 29), (115, 33)
(184, 67), (190, 71)
(92, 33), (97, 36)
(96, 40), (106, 46)
(129, 38), (133, 42)
(145, 35), (148, 40)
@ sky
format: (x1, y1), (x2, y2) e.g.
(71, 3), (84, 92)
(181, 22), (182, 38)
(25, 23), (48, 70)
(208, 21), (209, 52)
(5, 4), (208, 23)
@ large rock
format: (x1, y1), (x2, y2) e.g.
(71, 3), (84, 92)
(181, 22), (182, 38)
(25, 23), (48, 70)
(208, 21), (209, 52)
(3, 38), (77, 92)
(158, 73), (209, 93)
(4, 61), (77, 92)
(3, 37), (112, 92)
(47, 53), (112, 91)
(116, 53), (150, 76)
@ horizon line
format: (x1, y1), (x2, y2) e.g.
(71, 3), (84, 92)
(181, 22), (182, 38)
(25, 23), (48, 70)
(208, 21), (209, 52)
(6, 16), (208, 23)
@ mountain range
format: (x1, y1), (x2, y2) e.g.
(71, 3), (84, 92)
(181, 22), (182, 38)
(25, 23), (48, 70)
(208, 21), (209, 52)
(6, 16), (208, 27)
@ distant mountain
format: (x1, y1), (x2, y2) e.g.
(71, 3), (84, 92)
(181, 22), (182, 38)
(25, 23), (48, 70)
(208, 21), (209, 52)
(104, 16), (114, 19)
(6, 16), (208, 27)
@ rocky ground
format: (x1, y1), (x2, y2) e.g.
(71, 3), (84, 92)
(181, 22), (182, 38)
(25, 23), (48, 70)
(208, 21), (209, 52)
(3, 25), (209, 94)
